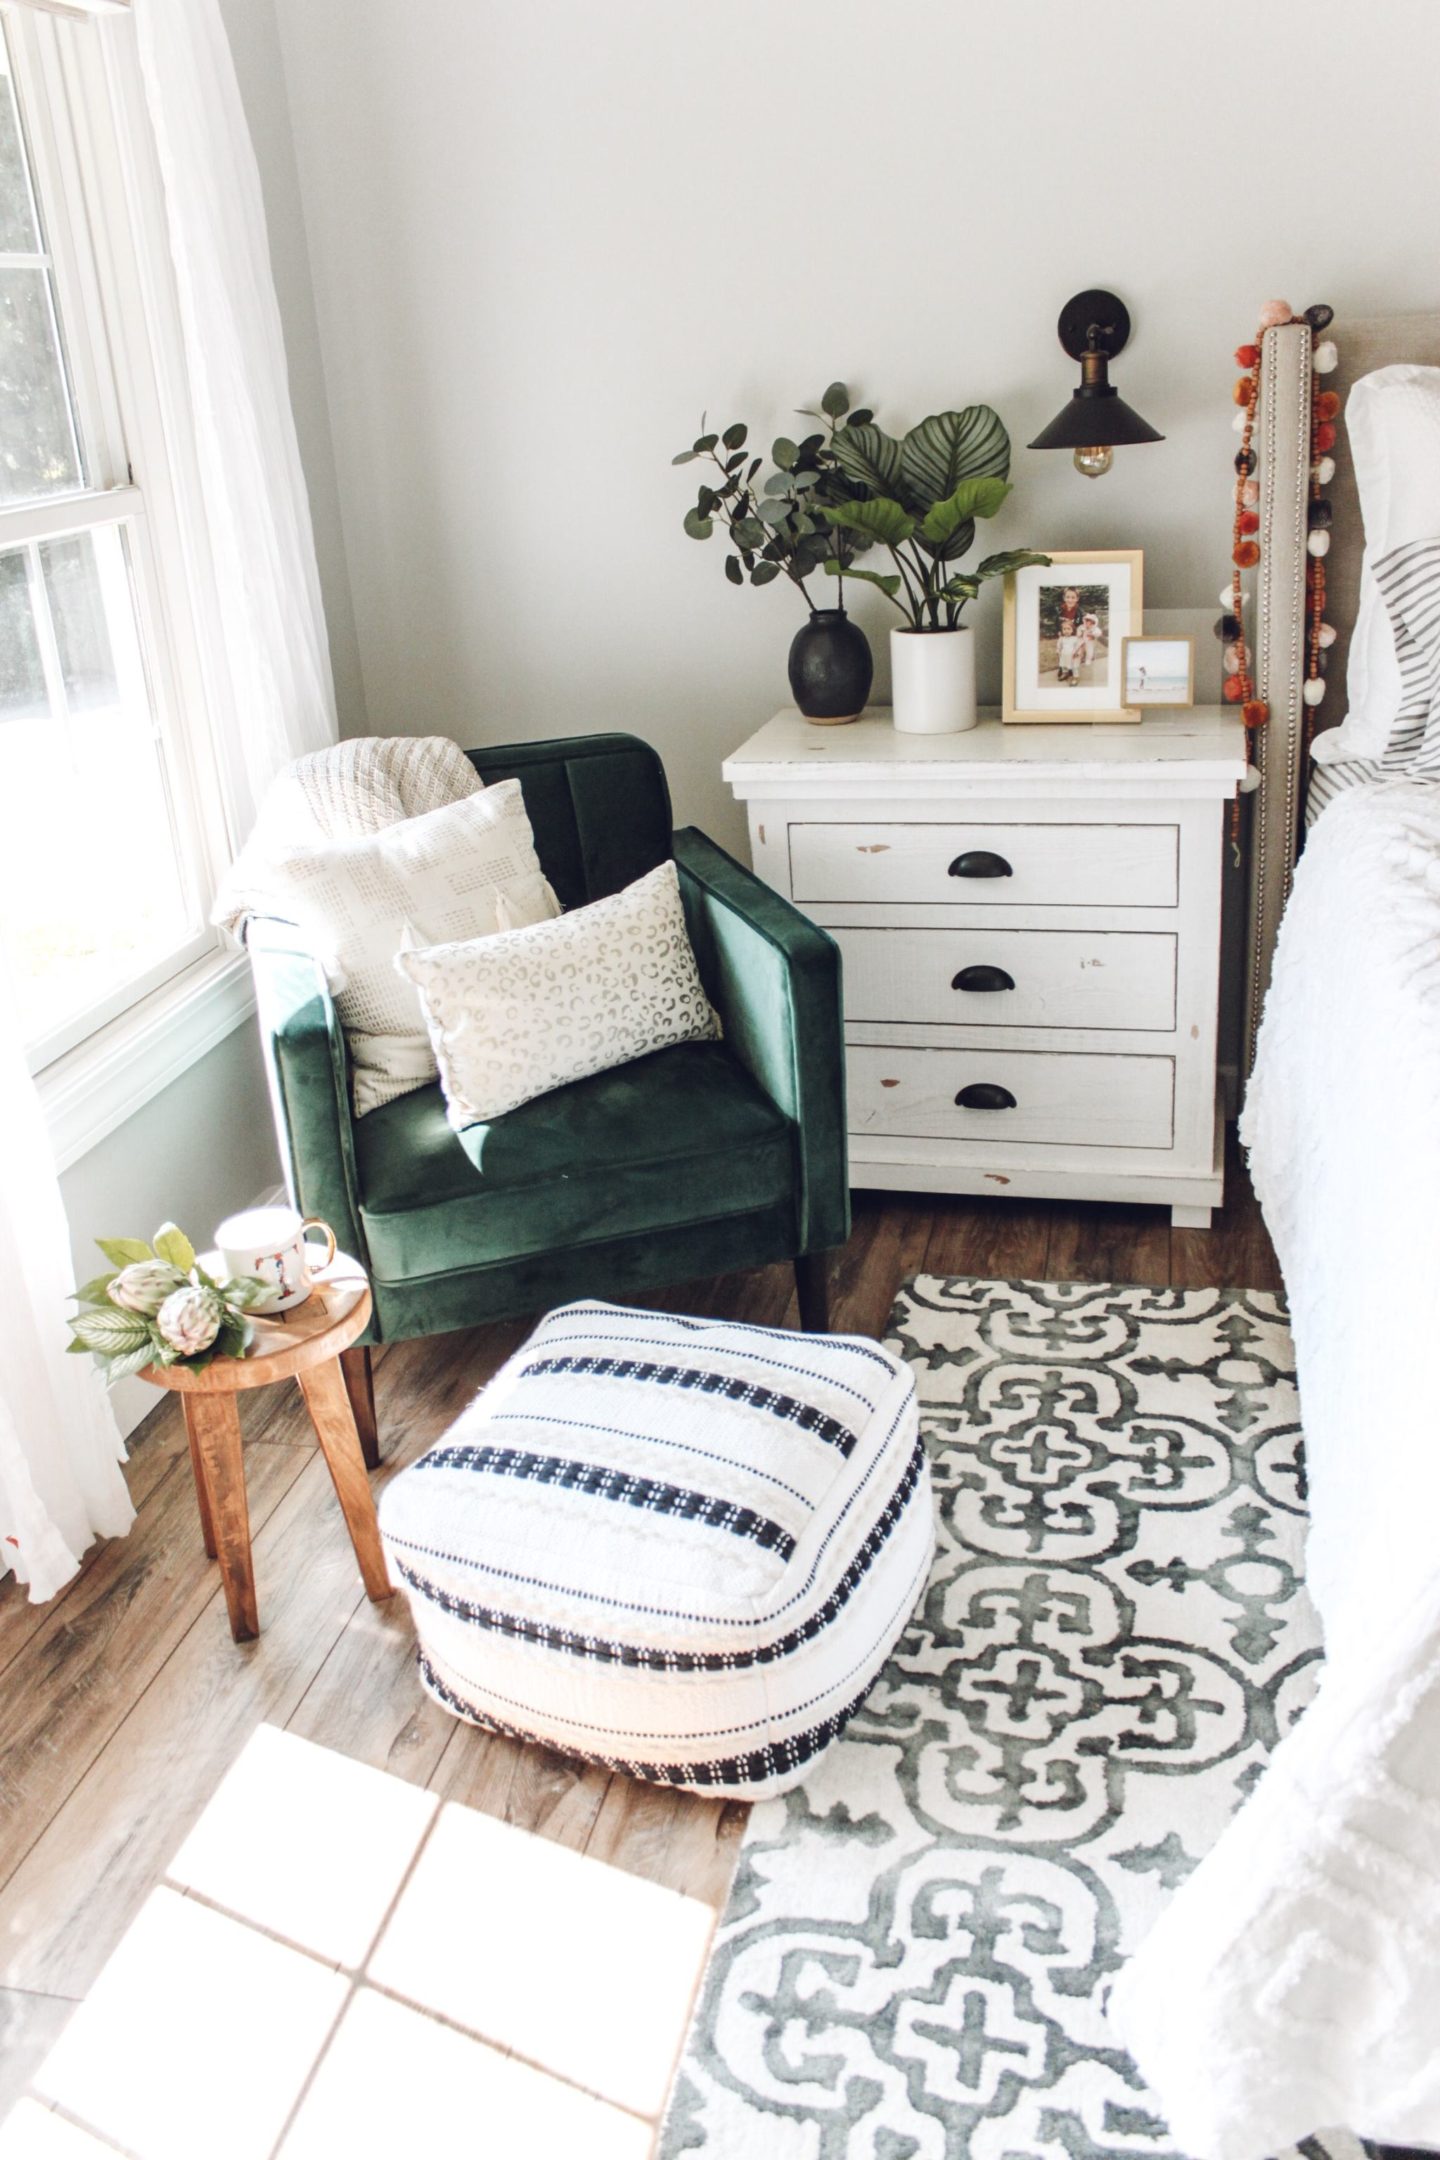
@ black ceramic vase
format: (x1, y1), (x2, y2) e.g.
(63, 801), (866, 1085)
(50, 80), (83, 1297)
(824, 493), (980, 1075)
(787, 607), (873, 724)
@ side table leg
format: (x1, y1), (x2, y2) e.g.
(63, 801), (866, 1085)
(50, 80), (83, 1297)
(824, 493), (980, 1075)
(186, 1394), (259, 1642)
(339, 1344), (380, 1469)
(298, 1356), (394, 1603)
(181, 1397), (218, 1560)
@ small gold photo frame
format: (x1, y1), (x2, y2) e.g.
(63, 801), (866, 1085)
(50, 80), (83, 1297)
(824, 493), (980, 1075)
(1120, 634), (1195, 711)
(1002, 548), (1144, 724)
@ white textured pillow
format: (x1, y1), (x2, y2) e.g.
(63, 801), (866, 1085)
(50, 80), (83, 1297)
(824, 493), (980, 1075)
(253, 780), (559, 1116)
(1317, 365), (1440, 764)
(396, 859), (719, 1126)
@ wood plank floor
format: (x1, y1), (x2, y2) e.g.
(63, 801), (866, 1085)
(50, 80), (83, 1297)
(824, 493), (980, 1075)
(0, 1148), (1279, 2126)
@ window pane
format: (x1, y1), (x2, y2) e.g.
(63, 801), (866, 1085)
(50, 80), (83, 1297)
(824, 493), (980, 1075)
(0, 545), (44, 717)
(41, 533), (117, 711)
(0, 55), (39, 253)
(0, 526), (199, 1044)
(0, 267), (82, 501)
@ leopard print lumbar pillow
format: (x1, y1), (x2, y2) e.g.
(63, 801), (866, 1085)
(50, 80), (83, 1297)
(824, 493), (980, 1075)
(396, 857), (718, 1126)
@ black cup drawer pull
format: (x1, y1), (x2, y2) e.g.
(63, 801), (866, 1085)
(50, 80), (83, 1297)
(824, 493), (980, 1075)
(955, 1082), (1017, 1111)
(952, 964), (1015, 993)
(948, 848), (1013, 880)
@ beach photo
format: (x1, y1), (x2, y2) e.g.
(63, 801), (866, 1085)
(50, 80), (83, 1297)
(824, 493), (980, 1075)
(1121, 634), (1195, 708)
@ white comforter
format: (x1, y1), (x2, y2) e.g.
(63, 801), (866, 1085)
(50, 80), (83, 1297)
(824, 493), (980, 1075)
(1110, 780), (1440, 2157)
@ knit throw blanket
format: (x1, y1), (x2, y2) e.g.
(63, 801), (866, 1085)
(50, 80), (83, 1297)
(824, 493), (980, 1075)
(213, 735), (483, 933)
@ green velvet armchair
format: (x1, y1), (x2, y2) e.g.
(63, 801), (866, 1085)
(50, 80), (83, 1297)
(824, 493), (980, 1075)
(244, 734), (849, 1444)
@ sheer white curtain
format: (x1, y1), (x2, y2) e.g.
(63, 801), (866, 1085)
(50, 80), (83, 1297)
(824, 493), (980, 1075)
(2, 0), (338, 1598)
(134, 0), (338, 840)
(0, 971), (133, 1602)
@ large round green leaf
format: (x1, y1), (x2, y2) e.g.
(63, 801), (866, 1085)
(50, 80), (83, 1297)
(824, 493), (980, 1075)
(826, 496), (916, 547)
(920, 473), (1012, 545)
(900, 406), (1011, 511)
(829, 424), (903, 497)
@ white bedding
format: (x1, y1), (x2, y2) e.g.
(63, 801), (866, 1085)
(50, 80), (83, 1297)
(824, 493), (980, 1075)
(1110, 779), (1440, 2156)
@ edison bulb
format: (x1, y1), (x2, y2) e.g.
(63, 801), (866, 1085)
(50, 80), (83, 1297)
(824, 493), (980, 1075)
(1073, 444), (1113, 479)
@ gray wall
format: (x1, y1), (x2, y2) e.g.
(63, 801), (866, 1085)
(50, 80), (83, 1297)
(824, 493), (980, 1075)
(263, 0), (1440, 853)
(59, 1029), (280, 1437)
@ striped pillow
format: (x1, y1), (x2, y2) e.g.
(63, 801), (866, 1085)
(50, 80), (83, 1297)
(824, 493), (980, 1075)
(1374, 536), (1440, 773)
(1308, 534), (1440, 825)
(378, 1301), (934, 1797)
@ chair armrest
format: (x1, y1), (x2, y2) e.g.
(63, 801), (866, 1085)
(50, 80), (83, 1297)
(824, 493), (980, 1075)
(674, 827), (849, 1253)
(243, 917), (368, 1274)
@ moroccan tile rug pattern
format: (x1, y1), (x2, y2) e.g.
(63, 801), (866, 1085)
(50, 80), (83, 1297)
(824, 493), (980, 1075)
(662, 1277), (1358, 2160)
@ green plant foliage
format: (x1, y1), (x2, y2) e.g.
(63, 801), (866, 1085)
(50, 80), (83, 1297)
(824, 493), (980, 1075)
(824, 404), (1046, 629)
(67, 1224), (277, 1384)
(671, 384), (877, 611)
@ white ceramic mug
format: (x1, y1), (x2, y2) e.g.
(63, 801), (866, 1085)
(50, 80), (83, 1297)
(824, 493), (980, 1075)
(214, 1204), (337, 1314)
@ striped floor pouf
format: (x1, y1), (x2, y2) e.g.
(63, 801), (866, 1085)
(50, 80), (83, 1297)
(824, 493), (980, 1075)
(378, 1300), (934, 1797)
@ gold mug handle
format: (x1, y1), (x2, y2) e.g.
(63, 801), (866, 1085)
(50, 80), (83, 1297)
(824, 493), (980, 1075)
(300, 1216), (338, 1277)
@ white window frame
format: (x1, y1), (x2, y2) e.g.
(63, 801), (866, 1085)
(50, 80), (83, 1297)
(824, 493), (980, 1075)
(2, 6), (256, 1158)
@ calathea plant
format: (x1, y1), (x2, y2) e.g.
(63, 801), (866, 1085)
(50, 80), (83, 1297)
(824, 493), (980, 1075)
(672, 381), (875, 604)
(823, 405), (1048, 629)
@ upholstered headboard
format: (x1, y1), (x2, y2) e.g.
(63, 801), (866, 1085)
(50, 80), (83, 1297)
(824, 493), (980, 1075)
(1243, 308), (1440, 1072)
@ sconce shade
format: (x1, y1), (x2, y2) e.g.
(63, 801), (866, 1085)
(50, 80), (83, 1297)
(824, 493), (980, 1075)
(1028, 381), (1165, 451)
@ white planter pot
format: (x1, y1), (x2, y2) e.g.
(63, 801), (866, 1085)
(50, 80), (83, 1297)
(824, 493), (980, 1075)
(890, 625), (978, 734)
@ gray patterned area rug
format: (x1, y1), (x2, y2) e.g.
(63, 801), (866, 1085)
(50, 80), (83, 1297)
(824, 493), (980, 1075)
(662, 1276), (1362, 2160)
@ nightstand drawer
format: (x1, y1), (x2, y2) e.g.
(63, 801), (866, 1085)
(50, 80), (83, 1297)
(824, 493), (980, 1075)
(847, 1044), (1175, 1149)
(789, 821), (1179, 909)
(833, 927), (1176, 1032)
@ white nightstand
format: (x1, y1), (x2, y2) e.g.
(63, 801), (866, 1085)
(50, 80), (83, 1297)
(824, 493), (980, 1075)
(723, 705), (1248, 1228)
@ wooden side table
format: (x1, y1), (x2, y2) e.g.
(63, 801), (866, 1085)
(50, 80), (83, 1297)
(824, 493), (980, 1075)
(141, 1254), (393, 1643)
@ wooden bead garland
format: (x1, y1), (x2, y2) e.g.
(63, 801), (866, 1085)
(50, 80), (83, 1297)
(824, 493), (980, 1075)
(1220, 298), (1339, 845)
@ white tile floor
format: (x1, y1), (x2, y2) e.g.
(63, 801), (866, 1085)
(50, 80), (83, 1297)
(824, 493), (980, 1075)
(0, 1726), (716, 2160)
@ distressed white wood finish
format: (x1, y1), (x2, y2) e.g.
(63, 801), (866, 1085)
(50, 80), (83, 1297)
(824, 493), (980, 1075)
(790, 820), (1179, 910)
(724, 706), (1247, 1227)
(848, 1045), (1176, 1150)
(834, 926), (1177, 1034)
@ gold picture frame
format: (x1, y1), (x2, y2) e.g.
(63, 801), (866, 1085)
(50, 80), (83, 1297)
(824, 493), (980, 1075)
(1120, 634), (1196, 710)
(1002, 548), (1145, 724)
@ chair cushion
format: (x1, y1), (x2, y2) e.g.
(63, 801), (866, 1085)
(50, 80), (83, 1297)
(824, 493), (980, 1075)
(353, 1041), (793, 1284)
(378, 1300), (933, 1796)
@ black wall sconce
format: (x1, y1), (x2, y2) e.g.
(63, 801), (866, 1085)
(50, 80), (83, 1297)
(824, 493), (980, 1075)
(1028, 289), (1164, 478)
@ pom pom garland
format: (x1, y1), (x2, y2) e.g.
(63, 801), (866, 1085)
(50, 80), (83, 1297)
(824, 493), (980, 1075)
(1218, 301), (1339, 846)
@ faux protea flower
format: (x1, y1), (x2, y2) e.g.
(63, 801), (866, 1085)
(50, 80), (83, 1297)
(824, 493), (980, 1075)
(107, 1260), (184, 1315)
(155, 1284), (225, 1357)
(70, 1225), (274, 1381)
